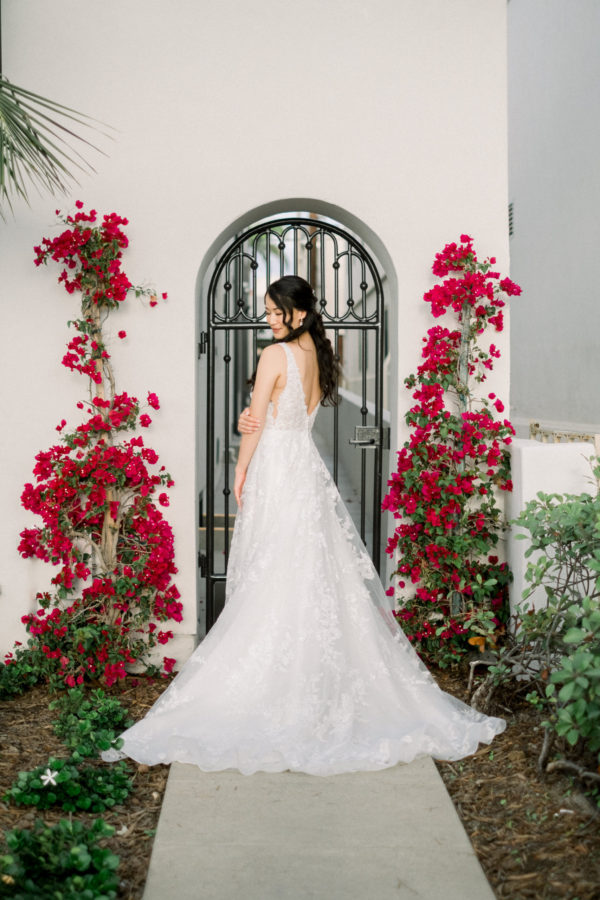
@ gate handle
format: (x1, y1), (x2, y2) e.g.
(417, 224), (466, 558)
(348, 425), (390, 450)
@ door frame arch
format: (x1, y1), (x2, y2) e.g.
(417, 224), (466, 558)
(195, 200), (399, 635)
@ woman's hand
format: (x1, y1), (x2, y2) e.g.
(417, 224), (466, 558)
(234, 466), (247, 508)
(237, 407), (261, 434)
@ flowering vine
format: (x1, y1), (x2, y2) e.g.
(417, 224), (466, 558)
(13, 202), (180, 687)
(383, 235), (521, 667)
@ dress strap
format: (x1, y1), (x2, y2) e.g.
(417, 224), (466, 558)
(280, 342), (297, 374)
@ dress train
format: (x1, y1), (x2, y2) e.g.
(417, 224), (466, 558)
(103, 343), (505, 775)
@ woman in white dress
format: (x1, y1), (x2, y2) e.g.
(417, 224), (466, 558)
(104, 276), (505, 775)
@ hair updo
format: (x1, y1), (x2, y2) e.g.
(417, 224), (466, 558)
(265, 275), (339, 407)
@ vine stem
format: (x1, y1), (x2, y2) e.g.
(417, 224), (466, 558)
(546, 759), (600, 785)
(538, 725), (556, 772)
(86, 294), (120, 623)
(454, 298), (472, 477)
(457, 299), (472, 417)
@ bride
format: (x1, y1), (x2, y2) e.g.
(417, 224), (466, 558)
(104, 275), (505, 775)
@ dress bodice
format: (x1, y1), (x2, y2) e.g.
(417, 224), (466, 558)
(264, 343), (319, 433)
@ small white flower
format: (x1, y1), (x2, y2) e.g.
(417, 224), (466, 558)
(40, 768), (59, 787)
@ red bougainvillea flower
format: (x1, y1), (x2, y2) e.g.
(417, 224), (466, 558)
(383, 236), (519, 667)
(15, 203), (177, 689)
(163, 656), (176, 675)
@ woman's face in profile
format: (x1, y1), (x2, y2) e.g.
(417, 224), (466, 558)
(264, 294), (303, 338)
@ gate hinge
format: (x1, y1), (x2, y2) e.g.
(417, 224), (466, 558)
(198, 552), (208, 576)
(198, 332), (208, 357)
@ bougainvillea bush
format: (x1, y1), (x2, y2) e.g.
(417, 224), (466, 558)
(8, 203), (180, 688)
(383, 235), (521, 667)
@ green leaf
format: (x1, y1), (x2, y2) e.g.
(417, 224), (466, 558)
(0, 75), (111, 219)
(564, 627), (586, 644)
(558, 682), (576, 702)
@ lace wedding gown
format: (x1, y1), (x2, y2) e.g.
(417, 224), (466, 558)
(104, 343), (505, 775)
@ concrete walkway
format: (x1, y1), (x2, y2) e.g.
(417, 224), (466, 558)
(142, 756), (496, 900)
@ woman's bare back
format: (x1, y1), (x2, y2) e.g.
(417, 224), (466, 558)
(270, 335), (321, 416)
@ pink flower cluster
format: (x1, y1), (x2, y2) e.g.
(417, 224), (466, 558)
(382, 237), (520, 665)
(16, 203), (178, 686)
(34, 202), (168, 309)
(426, 236), (520, 326)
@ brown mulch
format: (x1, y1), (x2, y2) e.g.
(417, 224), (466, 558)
(434, 667), (600, 900)
(1, 671), (600, 900)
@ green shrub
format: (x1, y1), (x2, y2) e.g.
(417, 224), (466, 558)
(0, 652), (44, 701)
(0, 817), (119, 899)
(471, 481), (600, 804)
(473, 485), (600, 706)
(49, 688), (132, 759)
(5, 757), (131, 814)
(543, 596), (600, 752)
(526, 595), (600, 807)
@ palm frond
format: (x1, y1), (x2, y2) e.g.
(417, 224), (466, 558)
(0, 75), (111, 219)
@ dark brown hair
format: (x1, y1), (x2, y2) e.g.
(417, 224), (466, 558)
(260, 275), (339, 406)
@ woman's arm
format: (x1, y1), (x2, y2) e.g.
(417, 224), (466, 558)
(234, 345), (284, 507)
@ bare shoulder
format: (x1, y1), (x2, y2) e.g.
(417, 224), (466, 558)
(258, 343), (286, 371)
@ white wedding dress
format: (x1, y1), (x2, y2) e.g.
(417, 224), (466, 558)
(104, 343), (505, 775)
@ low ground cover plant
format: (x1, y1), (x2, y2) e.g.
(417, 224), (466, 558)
(0, 817), (119, 899)
(4, 686), (132, 815)
(50, 687), (132, 759)
(1, 684), (132, 895)
(5, 757), (131, 815)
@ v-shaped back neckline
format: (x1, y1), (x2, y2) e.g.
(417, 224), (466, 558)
(281, 343), (320, 418)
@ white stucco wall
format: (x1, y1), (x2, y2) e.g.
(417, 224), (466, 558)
(1, 0), (511, 660)
(508, 0), (600, 435)
(507, 439), (597, 614)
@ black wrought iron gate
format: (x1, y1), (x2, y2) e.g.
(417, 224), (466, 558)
(198, 217), (388, 632)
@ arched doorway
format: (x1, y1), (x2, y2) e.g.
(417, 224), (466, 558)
(197, 209), (393, 634)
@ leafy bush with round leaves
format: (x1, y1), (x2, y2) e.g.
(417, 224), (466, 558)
(50, 687), (132, 759)
(5, 757), (131, 814)
(0, 817), (119, 899)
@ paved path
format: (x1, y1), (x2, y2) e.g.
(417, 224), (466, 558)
(142, 756), (496, 900)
